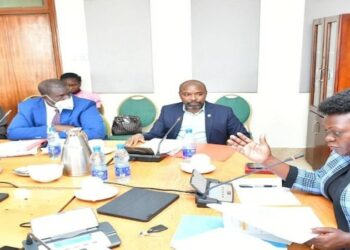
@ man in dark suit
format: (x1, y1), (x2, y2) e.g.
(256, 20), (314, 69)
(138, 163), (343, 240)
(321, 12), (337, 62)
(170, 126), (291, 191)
(126, 80), (250, 146)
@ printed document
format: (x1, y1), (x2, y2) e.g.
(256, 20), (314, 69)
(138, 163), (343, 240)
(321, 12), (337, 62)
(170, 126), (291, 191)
(142, 138), (182, 155)
(209, 203), (322, 244)
(0, 139), (45, 157)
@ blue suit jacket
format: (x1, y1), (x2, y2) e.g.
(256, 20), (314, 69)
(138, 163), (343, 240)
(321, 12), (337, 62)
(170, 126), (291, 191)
(143, 102), (250, 145)
(7, 96), (106, 140)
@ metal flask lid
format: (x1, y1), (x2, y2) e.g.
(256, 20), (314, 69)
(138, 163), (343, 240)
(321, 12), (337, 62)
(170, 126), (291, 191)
(61, 128), (92, 176)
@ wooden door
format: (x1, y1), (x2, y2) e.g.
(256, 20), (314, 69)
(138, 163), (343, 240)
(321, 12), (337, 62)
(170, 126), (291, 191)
(309, 18), (325, 109)
(306, 14), (350, 168)
(336, 14), (350, 91)
(0, 0), (61, 122)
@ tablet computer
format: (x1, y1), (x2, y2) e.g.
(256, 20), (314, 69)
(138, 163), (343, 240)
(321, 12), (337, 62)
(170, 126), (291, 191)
(125, 146), (155, 155)
(97, 188), (179, 222)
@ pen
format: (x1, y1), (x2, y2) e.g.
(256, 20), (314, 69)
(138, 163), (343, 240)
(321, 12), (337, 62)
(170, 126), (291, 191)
(239, 184), (278, 188)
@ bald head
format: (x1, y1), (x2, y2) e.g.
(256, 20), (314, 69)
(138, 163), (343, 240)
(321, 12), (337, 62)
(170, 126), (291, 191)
(179, 80), (207, 93)
(179, 80), (207, 113)
(38, 79), (68, 96)
(38, 79), (70, 106)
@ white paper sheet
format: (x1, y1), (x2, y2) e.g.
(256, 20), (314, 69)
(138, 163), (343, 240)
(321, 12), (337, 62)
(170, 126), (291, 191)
(172, 228), (283, 250)
(142, 138), (182, 155)
(233, 177), (282, 188)
(31, 208), (99, 239)
(209, 203), (323, 244)
(0, 139), (44, 157)
(232, 178), (301, 206)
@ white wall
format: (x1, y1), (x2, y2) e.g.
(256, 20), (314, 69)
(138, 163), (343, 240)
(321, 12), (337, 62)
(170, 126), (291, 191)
(55, 0), (309, 148)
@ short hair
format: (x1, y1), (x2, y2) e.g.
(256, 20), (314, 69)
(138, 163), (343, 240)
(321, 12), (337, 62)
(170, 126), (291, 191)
(179, 80), (207, 93)
(318, 89), (350, 115)
(38, 79), (67, 95)
(60, 72), (82, 83)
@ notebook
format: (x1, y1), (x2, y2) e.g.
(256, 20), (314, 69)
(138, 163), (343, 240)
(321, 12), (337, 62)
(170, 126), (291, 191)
(97, 188), (179, 222)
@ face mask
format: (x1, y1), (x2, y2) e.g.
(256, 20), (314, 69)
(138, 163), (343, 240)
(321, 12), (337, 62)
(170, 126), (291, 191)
(55, 96), (74, 112)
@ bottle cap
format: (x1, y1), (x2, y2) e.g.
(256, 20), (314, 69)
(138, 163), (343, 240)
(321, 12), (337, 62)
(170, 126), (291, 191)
(117, 144), (125, 149)
(92, 146), (102, 152)
(48, 127), (56, 132)
(185, 128), (192, 133)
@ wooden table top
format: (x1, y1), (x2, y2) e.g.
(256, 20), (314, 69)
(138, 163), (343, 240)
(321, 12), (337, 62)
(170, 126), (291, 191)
(0, 141), (336, 249)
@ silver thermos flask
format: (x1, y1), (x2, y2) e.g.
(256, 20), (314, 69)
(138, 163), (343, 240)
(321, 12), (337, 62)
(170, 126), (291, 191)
(61, 128), (92, 176)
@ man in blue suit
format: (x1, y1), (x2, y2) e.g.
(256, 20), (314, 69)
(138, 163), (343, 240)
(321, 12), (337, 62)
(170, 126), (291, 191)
(7, 79), (106, 140)
(126, 80), (250, 146)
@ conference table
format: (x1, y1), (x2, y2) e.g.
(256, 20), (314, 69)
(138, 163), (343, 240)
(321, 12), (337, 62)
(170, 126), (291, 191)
(0, 141), (336, 250)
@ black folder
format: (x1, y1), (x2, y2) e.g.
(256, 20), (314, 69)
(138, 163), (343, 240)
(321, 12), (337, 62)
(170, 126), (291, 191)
(97, 188), (179, 222)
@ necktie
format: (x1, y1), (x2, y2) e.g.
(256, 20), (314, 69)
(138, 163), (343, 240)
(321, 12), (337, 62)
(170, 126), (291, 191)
(52, 109), (61, 126)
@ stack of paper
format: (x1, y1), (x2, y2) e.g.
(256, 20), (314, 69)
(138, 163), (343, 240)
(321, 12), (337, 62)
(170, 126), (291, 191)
(209, 203), (323, 244)
(142, 138), (183, 155)
(0, 139), (45, 157)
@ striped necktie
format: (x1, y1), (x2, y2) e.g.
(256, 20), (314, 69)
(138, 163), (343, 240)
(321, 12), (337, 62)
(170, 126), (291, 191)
(52, 109), (61, 126)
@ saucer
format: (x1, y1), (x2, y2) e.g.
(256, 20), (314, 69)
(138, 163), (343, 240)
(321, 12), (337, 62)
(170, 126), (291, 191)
(29, 164), (63, 183)
(180, 162), (216, 174)
(13, 166), (30, 177)
(75, 185), (119, 201)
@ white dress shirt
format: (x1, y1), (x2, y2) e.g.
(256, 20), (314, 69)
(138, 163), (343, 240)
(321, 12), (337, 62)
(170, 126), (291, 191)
(176, 104), (207, 143)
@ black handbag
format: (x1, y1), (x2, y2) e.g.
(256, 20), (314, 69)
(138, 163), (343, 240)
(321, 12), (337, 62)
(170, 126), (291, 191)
(111, 115), (142, 135)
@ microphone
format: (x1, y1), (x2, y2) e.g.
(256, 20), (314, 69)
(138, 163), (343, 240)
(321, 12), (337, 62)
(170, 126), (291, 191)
(193, 153), (304, 207)
(127, 117), (182, 162)
(24, 232), (51, 249)
(155, 117), (182, 155)
(0, 109), (11, 124)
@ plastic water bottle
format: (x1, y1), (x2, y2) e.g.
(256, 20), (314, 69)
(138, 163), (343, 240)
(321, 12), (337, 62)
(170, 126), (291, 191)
(114, 144), (131, 183)
(47, 127), (61, 158)
(90, 146), (108, 181)
(182, 128), (196, 159)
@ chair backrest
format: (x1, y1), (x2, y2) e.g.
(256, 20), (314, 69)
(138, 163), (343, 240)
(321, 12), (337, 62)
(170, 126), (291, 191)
(118, 95), (157, 127)
(215, 95), (250, 123)
(101, 114), (111, 137)
(22, 95), (41, 102)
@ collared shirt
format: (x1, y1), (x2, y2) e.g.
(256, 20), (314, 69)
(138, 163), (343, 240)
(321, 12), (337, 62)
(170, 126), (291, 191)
(75, 90), (102, 108)
(176, 104), (207, 143)
(44, 101), (57, 128)
(283, 151), (350, 231)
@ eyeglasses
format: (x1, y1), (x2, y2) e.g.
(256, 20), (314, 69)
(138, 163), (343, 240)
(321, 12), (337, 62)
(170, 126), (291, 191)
(325, 129), (345, 138)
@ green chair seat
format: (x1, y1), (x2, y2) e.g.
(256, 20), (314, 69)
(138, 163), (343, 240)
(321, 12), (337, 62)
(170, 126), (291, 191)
(215, 95), (250, 123)
(107, 135), (131, 141)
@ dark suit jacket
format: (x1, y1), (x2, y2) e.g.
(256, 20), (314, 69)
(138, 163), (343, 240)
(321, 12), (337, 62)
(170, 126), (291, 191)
(143, 102), (249, 145)
(7, 96), (106, 140)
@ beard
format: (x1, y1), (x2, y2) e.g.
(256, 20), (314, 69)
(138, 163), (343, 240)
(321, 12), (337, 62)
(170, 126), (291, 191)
(185, 102), (204, 111)
(71, 89), (81, 94)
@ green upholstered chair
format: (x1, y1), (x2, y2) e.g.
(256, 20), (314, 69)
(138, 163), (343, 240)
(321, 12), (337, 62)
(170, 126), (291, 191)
(108, 95), (157, 140)
(101, 114), (111, 137)
(215, 95), (250, 124)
